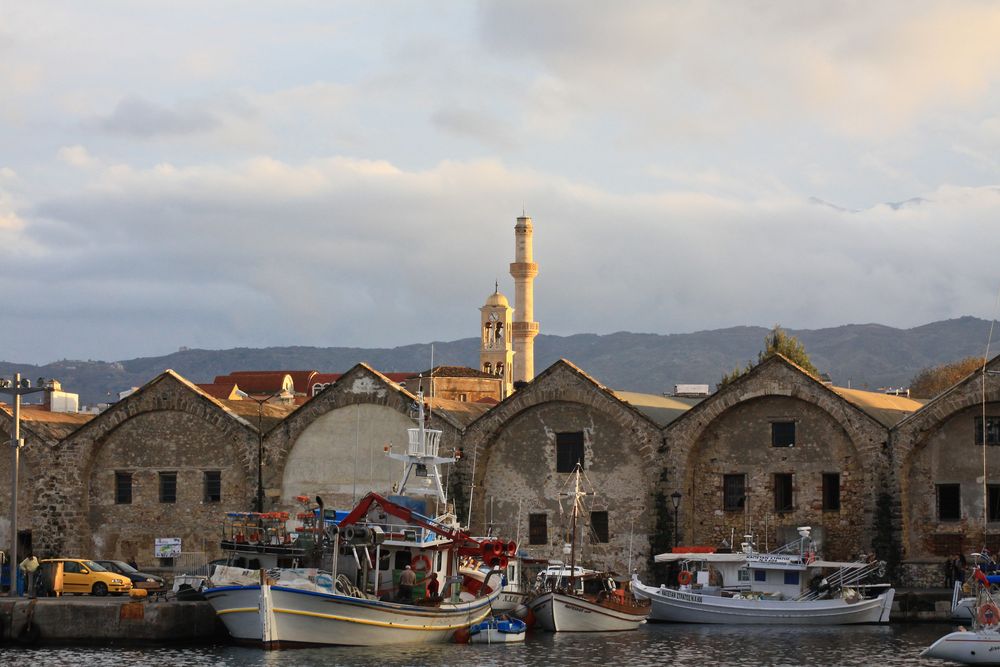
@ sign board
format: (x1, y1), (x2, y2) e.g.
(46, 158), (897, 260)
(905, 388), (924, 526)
(154, 537), (182, 558)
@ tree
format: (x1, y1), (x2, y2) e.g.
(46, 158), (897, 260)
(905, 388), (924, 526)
(909, 356), (983, 399)
(718, 325), (818, 387)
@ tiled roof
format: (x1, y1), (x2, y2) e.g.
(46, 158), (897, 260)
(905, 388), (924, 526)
(415, 366), (493, 379)
(217, 399), (298, 433)
(612, 391), (702, 427)
(829, 386), (927, 427)
(425, 396), (492, 428)
(0, 404), (94, 442)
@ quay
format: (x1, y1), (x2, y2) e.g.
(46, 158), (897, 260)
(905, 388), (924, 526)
(0, 597), (223, 645)
(0, 588), (961, 646)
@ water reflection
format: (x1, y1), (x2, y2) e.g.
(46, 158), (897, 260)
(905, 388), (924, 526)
(6, 623), (960, 667)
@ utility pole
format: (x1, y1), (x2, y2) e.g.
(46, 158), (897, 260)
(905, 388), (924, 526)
(0, 373), (52, 596)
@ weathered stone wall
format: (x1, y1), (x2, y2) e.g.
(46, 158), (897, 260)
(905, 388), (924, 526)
(664, 358), (891, 562)
(35, 373), (260, 564)
(463, 361), (662, 579)
(893, 364), (1000, 564)
(0, 417), (43, 554)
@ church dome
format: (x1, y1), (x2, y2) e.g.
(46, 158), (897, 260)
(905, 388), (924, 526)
(485, 290), (509, 308)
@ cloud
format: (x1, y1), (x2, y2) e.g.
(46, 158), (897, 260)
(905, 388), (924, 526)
(92, 95), (226, 137)
(57, 145), (99, 169)
(2, 153), (998, 364)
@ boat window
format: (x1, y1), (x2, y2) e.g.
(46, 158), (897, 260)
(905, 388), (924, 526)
(529, 513), (548, 545)
(753, 570), (766, 582)
(822, 473), (841, 511)
(437, 551), (443, 570)
(394, 552), (411, 570)
(556, 432), (585, 472)
(937, 484), (961, 522)
(738, 568), (750, 582)
(784, 571), (800, 586)
(590, 511), (609, 543)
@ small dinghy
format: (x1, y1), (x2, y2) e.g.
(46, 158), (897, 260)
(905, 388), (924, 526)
(469, 616), (526, 644)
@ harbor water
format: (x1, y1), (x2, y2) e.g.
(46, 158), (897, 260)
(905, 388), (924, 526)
(4, 622), (963, 666)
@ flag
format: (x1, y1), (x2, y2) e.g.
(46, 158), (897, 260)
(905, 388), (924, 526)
(976, 567), (990, 587)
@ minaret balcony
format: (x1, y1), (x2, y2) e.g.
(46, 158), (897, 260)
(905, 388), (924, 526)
(512, 321), (539, 336)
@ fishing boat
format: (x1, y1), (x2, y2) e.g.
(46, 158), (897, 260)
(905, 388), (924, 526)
(204, 392), (513, 648)
(526, 465), (651, 632)
(631, 527), (894, 625)
(924, 569), (1000, 664)
(469, 615), (527, 644)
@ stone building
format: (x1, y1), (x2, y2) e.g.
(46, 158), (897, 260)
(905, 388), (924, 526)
(462, 360), (664, 578)
(892, 354), (1000, 585)
(662, 355), (922, 562)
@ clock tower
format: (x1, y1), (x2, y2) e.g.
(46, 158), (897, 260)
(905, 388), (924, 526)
(479, 285), (514, 399)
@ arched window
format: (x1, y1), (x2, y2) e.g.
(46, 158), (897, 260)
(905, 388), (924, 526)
(496, 362), (504, 377)
(483, 362), (492, 374)
(483, 322), (492, 346)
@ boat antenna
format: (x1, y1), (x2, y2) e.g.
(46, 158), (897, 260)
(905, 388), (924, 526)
(466, 443), (478, 528)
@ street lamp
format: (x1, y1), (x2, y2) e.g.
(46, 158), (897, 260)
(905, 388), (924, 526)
(237, 389), (292, 513)
(670, 490), (682, 548)
(0, 373), (53, 597)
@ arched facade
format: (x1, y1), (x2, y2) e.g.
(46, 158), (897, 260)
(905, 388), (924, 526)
(463, 360), (662, 578)
(664, 356), (890, 561)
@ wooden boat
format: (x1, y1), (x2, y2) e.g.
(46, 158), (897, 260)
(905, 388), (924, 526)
(469, 616), (527, 643)
(525, 465), (650, 632)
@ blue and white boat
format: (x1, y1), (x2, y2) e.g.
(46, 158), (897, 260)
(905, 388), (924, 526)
(469, 615), (527, 644)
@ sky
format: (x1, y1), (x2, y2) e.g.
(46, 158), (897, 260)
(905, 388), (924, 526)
(3, 1), (1000, 364)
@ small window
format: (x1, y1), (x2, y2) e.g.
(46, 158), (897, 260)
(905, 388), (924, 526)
(784, 571), (800, 586)
(115, 472), (133, 505)
(772, 422), (795, 447)
(590, 511), (609, 543)
(737, 568), (750, 582)
(976, 417), (1000, 446)
(394, 551), (410, 570)
(556, 432), (585, 473)
(528, 513), (548, 545)
(937, 484), (961, 521)
(990, 485), (1000, 523)
(203, 471), (222, 503)
(822, 473), (841, 511)
(723, 474), (746, 511)
(754, 570), (766, 582)
(774, 473), (794, 513)
(159, 471), (177, 504)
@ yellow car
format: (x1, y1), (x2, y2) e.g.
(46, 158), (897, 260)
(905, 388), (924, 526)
(40, 558), (133, 596)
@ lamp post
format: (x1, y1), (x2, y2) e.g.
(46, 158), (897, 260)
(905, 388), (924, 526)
(239, 389), (291, 513)
(670, 490), (682, 548)
(0, 373), (53, 596)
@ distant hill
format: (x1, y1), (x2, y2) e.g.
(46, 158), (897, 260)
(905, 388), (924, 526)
(1, 316), (993, 406)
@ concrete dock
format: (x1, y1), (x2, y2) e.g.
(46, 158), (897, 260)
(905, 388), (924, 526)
(0, 597), (224, 644)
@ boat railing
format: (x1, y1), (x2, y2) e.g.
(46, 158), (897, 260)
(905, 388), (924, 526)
(407, 427), (442, 458)
(796, 559), (887, 601)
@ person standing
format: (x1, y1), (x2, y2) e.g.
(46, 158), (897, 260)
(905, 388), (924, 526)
(426, 572), (440, 599)
(19, 554), (39, 598)
(398, 565), (416, 601)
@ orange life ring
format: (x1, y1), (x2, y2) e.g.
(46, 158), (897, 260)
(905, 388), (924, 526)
(677, 570), (693, 586)
(411, 554), (432, 572)
(979, 603), (1000, 626)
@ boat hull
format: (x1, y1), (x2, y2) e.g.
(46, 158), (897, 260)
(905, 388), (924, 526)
(632, 581), (894, 625)
(528, 591), (649, 632)
(204, 584), (498, 647)
(922, 630), (1000, 664)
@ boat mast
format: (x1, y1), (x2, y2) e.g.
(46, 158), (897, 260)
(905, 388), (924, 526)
(567, 463), (584, 591)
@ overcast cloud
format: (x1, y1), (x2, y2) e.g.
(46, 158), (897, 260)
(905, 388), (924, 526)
(2, 1), (1000, 364)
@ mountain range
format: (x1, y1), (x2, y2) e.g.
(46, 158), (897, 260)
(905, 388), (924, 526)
(1, 316), (992, 406)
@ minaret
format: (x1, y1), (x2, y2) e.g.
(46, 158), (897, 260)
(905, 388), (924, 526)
(510, 214), (539, 384)
(479, 285), (514, 399)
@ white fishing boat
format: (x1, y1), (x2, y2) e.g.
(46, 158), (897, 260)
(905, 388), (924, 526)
(924, 571), (1000, 664)
(469, 615), (527, 644)
(204, 392), (513, 648)
(632, 528), (894, 625)
(526, 465), (651, 632)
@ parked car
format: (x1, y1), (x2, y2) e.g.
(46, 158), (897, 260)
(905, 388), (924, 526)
(95, 560), (166, 590)
(39, 558), (133, 596)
